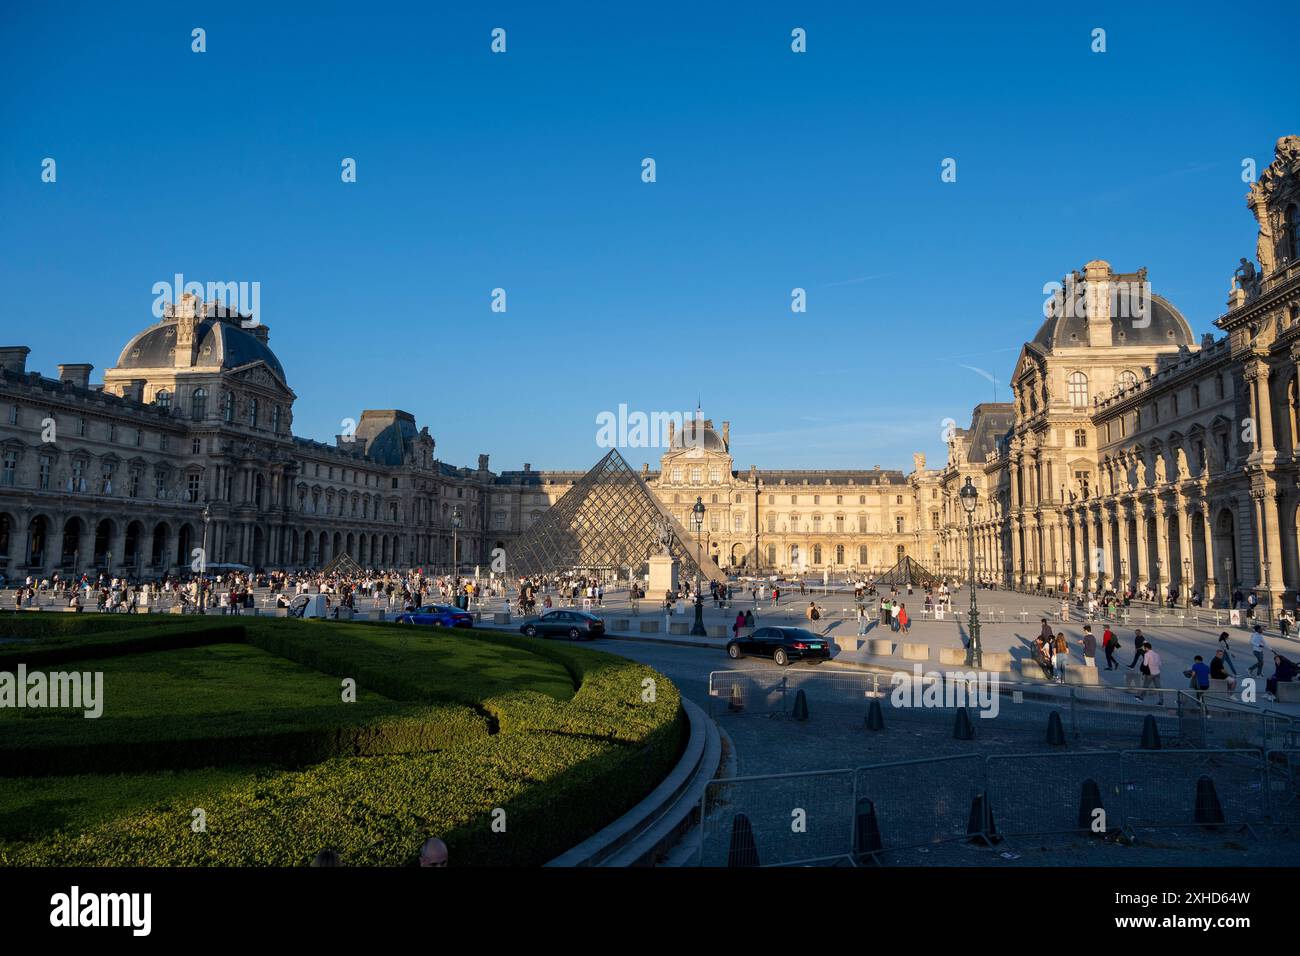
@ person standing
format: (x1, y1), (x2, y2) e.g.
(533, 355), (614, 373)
(1053, 632), (1069, 683)
(856, 604), (868, 636)
(898, 604), (910, 634)
(1079, 625), (1097, 672)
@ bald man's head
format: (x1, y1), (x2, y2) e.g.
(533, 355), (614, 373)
(419, 837), (448, 867)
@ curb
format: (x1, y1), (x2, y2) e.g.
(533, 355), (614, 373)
(546, 696), (721, 867)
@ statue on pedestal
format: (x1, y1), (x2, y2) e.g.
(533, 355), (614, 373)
(1232, 258), (1261, 299)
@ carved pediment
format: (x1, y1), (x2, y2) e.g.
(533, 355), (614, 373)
(228, 362), (292, 396)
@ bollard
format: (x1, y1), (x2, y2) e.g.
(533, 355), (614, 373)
(1078, 778), (1105, 833)
(854, 798), (883, 859)
(865, 698), (885, 731)
(727, 813), (760, 867)
(1193, 775), (1225, 825)
(953, 706), (975, 740)
(965, 791), (1000, 845)
(791, 688), (810, 721)
(1139, 714), (1161, 750)
(1046, 710), (1067, 746)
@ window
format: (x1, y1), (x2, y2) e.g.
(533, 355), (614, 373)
(734, 513), (743, 532)
(836, 495), (843, 504)
(790, 514), (800, 531)
(6, 405), (16, 426)
(672, 467), (681, 483)
(859, 545), (868, 564)
(895, 495), (903, 505)
(99, 464), (113, 494)
(1, 451), (15, 487)
(859, 495), (865, 505)
(192, 437), (202, 454)
(247, 397), (259, 427)
(710, 493), (718, 504)
(813, 495), (820, 505)
(690, 467), (702, 484)
(191, 387), (207, 420)
(155, 471), (168, 499)
(931, 512), (940, 530)
(812, 515), (822, 532)
(1215, 374), (1224, 399)
(71, 459), (84, 491)
(187, 473), (201, 502)
(128, 468), (141, 498)
(835, 515), (844, 533)
(836, 544), (845, 564)
(135, 428), (143, 447)
(858, 516), (867, 533)
(813, 544), (823, 565)
(1192, 384), (1200, 409)
(790, 495), (797, 504)
(1068, 372), (1089, 407)
(767, 494), (774, 505)
(38, 455), (51, 490)
(271, 405), (281, 432)
(767, 515), (776, 532)
(709, 466), (721, 484)
(768, 545), (777, 566)
(77, 417), (86, 437)
(155, 389), (171, 410)
(160, 434), (169, 452)
(895, 516), (904, 533)
(223, 392), (235, 423)
(1074, 428), (1087, 447)
(108, 423), (116, 443)
(393, 477), (400, 489)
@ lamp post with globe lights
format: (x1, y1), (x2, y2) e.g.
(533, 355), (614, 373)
(959, 477), (982, 668)
(691, 497), (707, 636)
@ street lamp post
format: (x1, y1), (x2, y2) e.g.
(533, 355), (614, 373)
(959, 477), (982, 668)
(451, 507), (463, 586)
(1182, 557), (1191, 608)
(691, 497), (707, 636)
(200, 502), (212, 614)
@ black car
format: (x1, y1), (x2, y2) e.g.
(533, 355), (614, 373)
(519, 609), (606, 641)
(726, 626), (830, 665)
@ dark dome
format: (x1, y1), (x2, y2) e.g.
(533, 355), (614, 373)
(1032, 293), (1192, 351)
(115, 318), (286, 383)
(673, 418), (727, 452)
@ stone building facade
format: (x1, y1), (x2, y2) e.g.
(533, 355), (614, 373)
(939, 134), (1300, 612)
(0, 294), (493, 580)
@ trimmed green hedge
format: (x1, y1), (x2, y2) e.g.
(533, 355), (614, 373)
(0, 617), (686, 866)
(0, 620), (242, 668)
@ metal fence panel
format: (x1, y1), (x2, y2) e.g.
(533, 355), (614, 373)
(1266, 749), (1300, 825)
(1121, 749), (1268, 829)
(700, 770), (856, 867)
(986, 751), (1124, 836)
(853, 754), (987, 854)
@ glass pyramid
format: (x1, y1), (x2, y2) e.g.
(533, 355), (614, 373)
(508, 448), (727, 584)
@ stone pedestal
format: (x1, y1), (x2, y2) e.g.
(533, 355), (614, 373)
(648, 554), (679, 600)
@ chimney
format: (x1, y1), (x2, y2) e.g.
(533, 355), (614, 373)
(667, 419), (676, 447)
(57, 363), (93, 389)
(0, 346), (30, 376)
(478, 454), (490, 472)
(722, 421), (730, 447)
(120, 379), (146, 403)
(1083, 259), (1113, 347)
(523, 463), (531, 473)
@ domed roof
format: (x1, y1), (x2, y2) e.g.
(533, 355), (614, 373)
(673, 417), (728, 452)
(115, 316), (286, 383)
(1032, 284), (1193, 351)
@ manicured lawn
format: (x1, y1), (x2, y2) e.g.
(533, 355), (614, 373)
(0, 617), (684, 866)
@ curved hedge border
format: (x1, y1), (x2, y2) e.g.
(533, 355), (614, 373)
(0, 618), (686, 866)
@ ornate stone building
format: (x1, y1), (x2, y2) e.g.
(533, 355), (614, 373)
(940, 134), (1300, 612)
(0, 294), (493, 580)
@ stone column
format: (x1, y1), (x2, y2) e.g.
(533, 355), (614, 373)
(1153, 500), (1170, 597)
(1134, 500), (1150, 592)
(1200, 501), (1218, 604)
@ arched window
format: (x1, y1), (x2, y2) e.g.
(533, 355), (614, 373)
(155, 389), (171, 410)
(1118, 370), (1138, 390)
(190, 387), (207, 420)
(1068, 372), (1089, 407)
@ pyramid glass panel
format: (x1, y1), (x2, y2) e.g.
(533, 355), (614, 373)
(508, 449), (727, 584)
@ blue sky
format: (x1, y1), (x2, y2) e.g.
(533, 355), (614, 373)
(1, 1), (1294, 472)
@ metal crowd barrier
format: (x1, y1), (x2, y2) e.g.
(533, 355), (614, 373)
(697, 747), (1294, 866)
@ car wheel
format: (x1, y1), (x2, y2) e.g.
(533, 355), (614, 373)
(524, 625), (538, 637)
(773, 648), (789, 666)
(727, 643), (741, 659)
(568, 628), (581, 640)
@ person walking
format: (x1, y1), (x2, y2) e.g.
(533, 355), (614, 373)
(1125, 628), (1147, 669)
(1101, 625), (1119, 670)
(1135, 642), (1162, 701)
(1249, 625), (1267, 676)
(733, 611), (745, 640)
(856, 604), (868, 636)
(1217, 631), (1238, 675)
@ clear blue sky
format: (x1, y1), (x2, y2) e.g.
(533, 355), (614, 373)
(1, 1), (1294, 471)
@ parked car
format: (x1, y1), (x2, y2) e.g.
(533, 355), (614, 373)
(725, 626), (830, 665)
(394, 604), (475, 628)
(519, 609), (605, 640)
